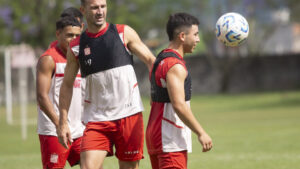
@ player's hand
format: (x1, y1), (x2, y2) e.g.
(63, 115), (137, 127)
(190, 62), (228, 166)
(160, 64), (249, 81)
(198, 132), (213, 152)
(57, 122), (72, 149)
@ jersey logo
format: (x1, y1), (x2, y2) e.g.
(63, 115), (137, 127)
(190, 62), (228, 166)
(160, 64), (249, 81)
(73, 79), (81, 88)
(84, 46), (91, 56)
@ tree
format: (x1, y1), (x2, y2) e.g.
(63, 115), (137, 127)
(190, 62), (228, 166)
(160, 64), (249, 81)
(0, 0), (78, 47)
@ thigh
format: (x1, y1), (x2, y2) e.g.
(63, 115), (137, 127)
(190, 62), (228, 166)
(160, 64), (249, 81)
(39, 135), (70, 169)
(157, 151), (187, 169)
(115, 113), (144, 161)
(67, 137), (82, 167)
(81, 150), (107, 169)
(81, 122), (114, 156)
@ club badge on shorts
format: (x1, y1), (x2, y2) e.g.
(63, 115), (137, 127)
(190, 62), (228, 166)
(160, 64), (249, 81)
(50, 153), (58, 163)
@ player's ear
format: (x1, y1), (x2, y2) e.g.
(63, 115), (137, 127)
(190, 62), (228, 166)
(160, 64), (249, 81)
(56, 30), (60, 39)
(178, 31), (185, 42)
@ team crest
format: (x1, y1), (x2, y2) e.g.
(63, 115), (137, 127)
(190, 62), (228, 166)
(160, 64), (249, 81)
(84, 46), (91, 55)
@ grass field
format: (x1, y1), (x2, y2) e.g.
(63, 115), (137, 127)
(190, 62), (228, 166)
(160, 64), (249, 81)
(0, 91), (300, 169)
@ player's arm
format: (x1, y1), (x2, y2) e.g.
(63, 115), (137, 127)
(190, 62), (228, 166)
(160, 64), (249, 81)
(124, 25), (155, 71)
(166, 64), (213, 152)
(57, 47), (79, 148)
(36, 55), (59, 128)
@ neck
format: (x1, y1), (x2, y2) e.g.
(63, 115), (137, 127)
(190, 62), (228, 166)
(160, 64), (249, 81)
(56, 43), (66, 55)
(168, 42), (184, 57)
(87, 21), (107, 33)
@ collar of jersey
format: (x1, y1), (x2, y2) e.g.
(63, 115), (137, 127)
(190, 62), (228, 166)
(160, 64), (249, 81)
(54, 45), (66, 58)
(86, 23), (110, 38)
(163, 48), (184, 60)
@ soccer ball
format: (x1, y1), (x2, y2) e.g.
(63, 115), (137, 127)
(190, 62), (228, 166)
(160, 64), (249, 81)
(215, 12), (249, 47)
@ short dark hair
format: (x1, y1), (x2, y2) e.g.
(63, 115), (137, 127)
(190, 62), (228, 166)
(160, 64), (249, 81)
(56, 16), (81, 31)
(166, 12), (200, 41)
(60, 7), (83, 23)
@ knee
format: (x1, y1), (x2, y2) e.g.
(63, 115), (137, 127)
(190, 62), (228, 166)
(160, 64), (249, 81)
(119, 160), (139, 169)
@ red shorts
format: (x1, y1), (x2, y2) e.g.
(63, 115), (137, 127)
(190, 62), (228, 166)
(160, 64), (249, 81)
(149, 151), (187, 169)
(81, 112), (144, 161)
(39, 135), (82, 169)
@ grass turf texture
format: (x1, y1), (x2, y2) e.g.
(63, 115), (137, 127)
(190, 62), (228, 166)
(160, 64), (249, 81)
(0, 91), (299, 169)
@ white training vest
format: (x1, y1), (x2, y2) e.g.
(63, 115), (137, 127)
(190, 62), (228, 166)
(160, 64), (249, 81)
(70, 24), (144, 123)
(82, 65), (144, 123)
(37, 48), (85, 139)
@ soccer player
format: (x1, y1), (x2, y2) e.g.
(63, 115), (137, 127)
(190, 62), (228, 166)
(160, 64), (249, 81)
(36, 16), (84, 169)
(146, 12), (213, 169)
(57, 0), (155, 169)
(49, 7), (84, 48)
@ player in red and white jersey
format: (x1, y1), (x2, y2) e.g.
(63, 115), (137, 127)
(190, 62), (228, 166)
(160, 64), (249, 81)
(49, 7), (84, 49)
(69, 22), (142, 123)
(36, 16), (84, 169)
(57, 0), (155, 169)
(146, 13), (213, 169)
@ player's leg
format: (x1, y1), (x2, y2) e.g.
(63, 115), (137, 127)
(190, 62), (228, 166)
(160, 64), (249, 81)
(80, 122), (114, 169)
(67, 137), (82, 167)
(39, 135), (70, 169)
(81, 150), (107, 169)
(157, 151), (187, 169)
(115, 113), (144, 169)
(119, 160), (140, 169)
(70, 138), (104, 169)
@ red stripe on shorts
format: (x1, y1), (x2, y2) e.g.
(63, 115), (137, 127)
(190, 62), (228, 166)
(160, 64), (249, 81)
(162, 117), (183, 129)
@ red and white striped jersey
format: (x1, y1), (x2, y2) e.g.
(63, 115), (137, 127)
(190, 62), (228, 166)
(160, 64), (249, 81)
(146, 49), (192, 155)
(37, 46), (85, 139)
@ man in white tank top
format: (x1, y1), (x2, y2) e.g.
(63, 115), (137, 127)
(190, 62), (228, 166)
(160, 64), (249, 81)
(36, 15), (84, 169)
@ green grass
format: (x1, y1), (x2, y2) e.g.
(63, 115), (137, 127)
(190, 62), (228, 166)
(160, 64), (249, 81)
(1, 91), (300, 169)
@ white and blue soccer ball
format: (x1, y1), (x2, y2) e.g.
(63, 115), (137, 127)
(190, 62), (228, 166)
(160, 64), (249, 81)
(215, 12), (249, 47)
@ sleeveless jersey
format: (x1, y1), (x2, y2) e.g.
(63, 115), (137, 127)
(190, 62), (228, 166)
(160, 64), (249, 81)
(146, 49), (192, 155)
(37, 46), (85, 139)
(69, 23), (144, 123)
(151, 50), (191, 102)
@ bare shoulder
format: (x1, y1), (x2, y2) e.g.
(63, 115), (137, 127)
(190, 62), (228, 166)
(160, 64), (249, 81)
(37, 55), (55, 71)
(167, 64), (187, 80)
(123, 25), (140, 43)
(124, 25), (136, 34)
